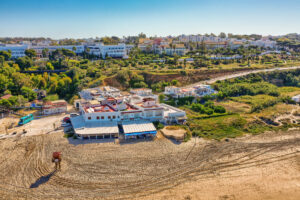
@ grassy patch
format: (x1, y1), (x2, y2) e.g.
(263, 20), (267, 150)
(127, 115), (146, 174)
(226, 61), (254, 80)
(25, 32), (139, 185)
(278, 87), (300, 97)
(230, 95), (281, 113)
(231, 95), (277, 105)
(245, 103), (295, 120)
(215, 100), (251, 113)
(189, 114), (246, 140)
(243, 120), (274, 134)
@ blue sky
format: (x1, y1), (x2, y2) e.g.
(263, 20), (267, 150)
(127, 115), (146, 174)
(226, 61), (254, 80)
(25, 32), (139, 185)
(0, 0), (299, 39)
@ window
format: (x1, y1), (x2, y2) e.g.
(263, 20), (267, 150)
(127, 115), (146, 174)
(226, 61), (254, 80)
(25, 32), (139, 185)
(101, 116), (104, 119)
(113, 116), (116, 119)
(88, 117), (91, 120)
(108, 116), (111, 119)
(97, 116), (100, 120)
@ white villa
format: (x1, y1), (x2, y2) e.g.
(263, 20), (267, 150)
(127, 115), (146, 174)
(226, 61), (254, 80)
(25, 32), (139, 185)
(164, 85), (215, 98)
(292, 94), (300, 103)
(79, 86), (121, 100)
(130, 88), (158, 102)
(193, 85), (216, 97)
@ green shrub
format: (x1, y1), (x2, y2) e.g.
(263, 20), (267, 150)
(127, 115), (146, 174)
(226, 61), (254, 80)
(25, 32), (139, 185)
(203, 107), (214, 115)
(153, 121), (164, 130)
(214, 105), (226, 113)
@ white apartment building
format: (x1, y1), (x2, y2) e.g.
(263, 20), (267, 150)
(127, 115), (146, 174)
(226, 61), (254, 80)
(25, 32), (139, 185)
(33, 45), (84, 58)
(250, 40), (277, 49)
(102, 43), (127, 58)
(0, 44), (28, 58)
(0, 44), (84, 58)
(154, 44), (187, 56)
(165, 47), (187, 56)
(178, 35), (226, 43)
(87, 43), (130, 59)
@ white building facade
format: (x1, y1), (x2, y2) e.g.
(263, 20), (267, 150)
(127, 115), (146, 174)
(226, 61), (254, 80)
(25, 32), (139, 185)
(0, 44), (28, 58)
(87, 43), (131, 59)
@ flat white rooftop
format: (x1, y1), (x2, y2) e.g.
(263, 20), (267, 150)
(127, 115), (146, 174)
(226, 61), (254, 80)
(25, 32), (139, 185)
(71, 116), (118, 135)
(122, 121), (156, 134)
(160, 103), (186, 118)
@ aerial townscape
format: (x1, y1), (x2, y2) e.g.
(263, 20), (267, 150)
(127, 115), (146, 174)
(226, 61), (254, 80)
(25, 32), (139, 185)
(0, 0), (300, 200)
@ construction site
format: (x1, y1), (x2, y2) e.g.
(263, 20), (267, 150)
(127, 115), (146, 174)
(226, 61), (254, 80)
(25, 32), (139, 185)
(0, 127), (299, 199)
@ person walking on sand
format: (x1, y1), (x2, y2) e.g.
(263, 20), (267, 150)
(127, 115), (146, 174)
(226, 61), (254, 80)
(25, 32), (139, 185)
(52, 152), (62, 170)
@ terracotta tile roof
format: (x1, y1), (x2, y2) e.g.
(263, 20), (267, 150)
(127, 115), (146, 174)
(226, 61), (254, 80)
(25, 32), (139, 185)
(0, 94), (12, 100)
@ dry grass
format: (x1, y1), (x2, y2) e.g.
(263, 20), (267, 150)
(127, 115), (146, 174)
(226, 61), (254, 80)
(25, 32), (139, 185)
(245, 103), (295, 120)
(278, 86), (300, 97)
(165, 126), (181, 130)
(215, 100), (251, 113)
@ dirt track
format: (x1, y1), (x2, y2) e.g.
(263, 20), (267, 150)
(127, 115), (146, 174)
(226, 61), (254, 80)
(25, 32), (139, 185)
(183, 66), (300, 88)
(0, 130), (300, 200)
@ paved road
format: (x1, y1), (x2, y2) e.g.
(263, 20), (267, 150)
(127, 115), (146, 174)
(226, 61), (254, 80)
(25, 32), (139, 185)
(182, 66), (300, 89)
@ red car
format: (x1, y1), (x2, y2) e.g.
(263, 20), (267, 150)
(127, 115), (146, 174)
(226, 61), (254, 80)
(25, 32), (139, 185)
(63, 117), (70, 123)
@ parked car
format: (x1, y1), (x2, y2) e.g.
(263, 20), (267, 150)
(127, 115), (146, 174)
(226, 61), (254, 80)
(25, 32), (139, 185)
(63, 117), (70, 122)
(63, 116), (70, 121)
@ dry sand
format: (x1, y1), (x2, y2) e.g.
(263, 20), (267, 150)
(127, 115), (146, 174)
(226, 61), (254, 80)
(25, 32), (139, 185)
(0, 129), (299, 200)
(161, 127), (186, 141)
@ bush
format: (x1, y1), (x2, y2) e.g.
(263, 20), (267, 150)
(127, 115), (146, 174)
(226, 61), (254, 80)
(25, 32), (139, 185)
(153, 121), (164, 130)
(177, 96), (194, 106)
(191, 103), (204, 112)
(214, 81), (279, 98)
(214, 105), (226, 113)
(203, 107), (214, 115)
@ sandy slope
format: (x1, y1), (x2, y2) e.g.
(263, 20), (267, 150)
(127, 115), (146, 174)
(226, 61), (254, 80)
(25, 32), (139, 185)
(0, 130), (299, 200)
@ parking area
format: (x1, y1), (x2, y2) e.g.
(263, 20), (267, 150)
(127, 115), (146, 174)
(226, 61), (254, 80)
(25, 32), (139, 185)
(0, 114), (67, 137)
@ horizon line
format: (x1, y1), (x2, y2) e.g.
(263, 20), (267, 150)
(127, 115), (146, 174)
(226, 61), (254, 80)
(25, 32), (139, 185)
(1, 32), (299, 40)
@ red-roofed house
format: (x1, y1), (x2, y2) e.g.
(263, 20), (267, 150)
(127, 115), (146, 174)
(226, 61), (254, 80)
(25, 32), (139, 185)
(42, 100), (67, 115)
(0, 94), (12, 100)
